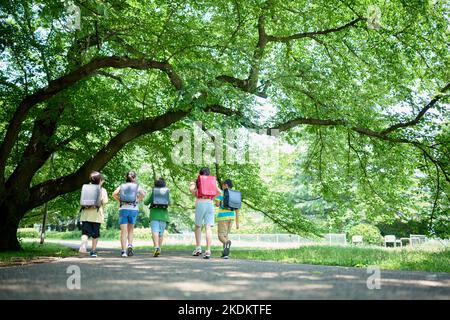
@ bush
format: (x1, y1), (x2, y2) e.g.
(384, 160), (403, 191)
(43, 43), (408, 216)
(347, 224), (383, 245)
(46, 231), (80, 239)
(17, 228), (40, 239)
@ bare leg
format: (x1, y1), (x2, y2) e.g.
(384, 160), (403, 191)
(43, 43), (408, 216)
(92, 238), (98, 251)
(79, 234), (88, 253)
(127, 223), (134, 246)
(205, 224), (212, 252)
(159, 235), (164, 248)
(152, 232), (159, 248)
(120, 224), (128, 251)
(194, 225), (202, 247)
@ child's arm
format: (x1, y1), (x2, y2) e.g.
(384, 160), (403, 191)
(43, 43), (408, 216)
(235, 209), (240, 229)
(101, 188), (109, 206)
(112, 186), (120, 203)
(189, 181), (197, 197)
(137, 187), (146, 202)
(143, 192), (152, 206)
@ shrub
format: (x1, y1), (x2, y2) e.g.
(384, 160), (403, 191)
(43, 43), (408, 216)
(347, 224), (383, 245)
(17, 228), (40, 239)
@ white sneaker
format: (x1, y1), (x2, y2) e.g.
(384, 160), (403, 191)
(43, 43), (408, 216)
(192, 248), (202, 256)
(121, 251), (128, 257)
(79, 244), (87, 253)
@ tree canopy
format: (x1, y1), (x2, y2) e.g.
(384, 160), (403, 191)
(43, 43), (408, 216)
(0, 0), (449, 250)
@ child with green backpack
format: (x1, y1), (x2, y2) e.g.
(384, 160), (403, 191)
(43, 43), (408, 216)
(144, 177), (170, 257)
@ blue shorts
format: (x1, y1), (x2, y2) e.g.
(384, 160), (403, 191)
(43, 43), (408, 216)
(151, 220), (167, 236)
(119, 209), (138, 225)
(195, 201), (215, 227)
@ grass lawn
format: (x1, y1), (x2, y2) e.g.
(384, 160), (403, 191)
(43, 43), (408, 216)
(229, 245), (450, 273)
(134, 244), (450, 273)
(0, 242), (77, 267)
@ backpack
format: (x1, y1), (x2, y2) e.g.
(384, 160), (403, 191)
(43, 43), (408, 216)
(223, 189), (242, 210)
(196, 175), (217, 199)
(119, 182), (139, 206)
(151, 187), (170, 209)
(80, 184), (102, 211)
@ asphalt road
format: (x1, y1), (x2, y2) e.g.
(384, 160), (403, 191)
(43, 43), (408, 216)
(1, 247), (449, 300)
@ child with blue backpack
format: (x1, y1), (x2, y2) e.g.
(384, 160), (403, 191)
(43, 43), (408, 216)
(143, 177), (170, 257)
(112, 171), (146, 257)
(215, 179), (240, 259)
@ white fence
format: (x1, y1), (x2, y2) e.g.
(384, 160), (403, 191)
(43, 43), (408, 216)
(165, 233), (315, 248)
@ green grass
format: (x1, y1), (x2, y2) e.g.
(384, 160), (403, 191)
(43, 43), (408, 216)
(135, 244), (450, 273)
(43, 229), (149, 240)
(0, 242), (77, 265)
(230, 245), (450, 273)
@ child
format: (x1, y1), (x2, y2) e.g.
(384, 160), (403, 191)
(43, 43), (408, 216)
(189, 167), (221, 259)
(112, 170), (146, 257)
(215, 179), (240, 259)
(144, 177), (170, 257)
(79, 171), (108, 257)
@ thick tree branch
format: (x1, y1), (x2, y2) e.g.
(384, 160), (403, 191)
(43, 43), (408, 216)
(215, 12), (270, 98)
(266, 17), (365, 43)
(27, 103), (238, 209)
(381, 82), (450, 135)
(28, 109), (189, 208)
(0, 56), (183, 180)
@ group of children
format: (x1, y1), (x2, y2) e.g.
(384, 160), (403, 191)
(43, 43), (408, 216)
(78, 167), (240, 260)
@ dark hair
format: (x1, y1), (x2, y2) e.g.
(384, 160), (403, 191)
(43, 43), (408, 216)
(223, 179), (233, 188)
(126, 170), (137, 182)
(199, 167), (210, 176)
(90, 171), (104, 185)
(155, 177), (166, 188)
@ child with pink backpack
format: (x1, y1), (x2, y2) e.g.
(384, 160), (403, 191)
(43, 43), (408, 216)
(189, 167), (221, 259)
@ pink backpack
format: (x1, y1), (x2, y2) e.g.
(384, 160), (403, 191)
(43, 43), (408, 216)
(196, 175), (217, 199)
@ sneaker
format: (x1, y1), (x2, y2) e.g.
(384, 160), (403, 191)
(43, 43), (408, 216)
(223, 240), (232, 257)
(121, 251), (128, 257)
(203, 251), (211, 259)
(153, 248), (161, 257)
(127, 246), (134, 257)
(221, 255), (229, 259)
(90, 251), (97, 258)
(192, 248), (202, 256)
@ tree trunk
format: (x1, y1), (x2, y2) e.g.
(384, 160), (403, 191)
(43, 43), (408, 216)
(0, 202), (23, 251)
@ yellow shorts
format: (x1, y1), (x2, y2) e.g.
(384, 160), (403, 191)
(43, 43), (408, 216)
(217, 220), (233, 237)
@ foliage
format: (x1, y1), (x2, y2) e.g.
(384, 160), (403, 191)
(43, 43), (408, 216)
(17, 228), (40, 239)
(1, 0), (450, 250)
(347, 223), (383, 245)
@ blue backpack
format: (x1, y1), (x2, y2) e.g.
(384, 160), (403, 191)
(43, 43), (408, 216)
(151, 187), (170, 209)
(223, 189), (242, 210)
(119, 183), (139, 206)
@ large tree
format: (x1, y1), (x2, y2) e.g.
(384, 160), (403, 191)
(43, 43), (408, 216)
(0, 0), (448, 250)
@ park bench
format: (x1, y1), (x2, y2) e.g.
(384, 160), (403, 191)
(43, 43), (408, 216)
(384, 235), (402, 247)
(351, 235), (363, 245)
(410, 234), (427, 246)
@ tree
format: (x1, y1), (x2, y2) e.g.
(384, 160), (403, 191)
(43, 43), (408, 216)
(1, 0), (448, 250)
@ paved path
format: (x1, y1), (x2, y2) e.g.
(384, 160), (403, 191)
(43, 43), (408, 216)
(1, 245), (449, 300)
